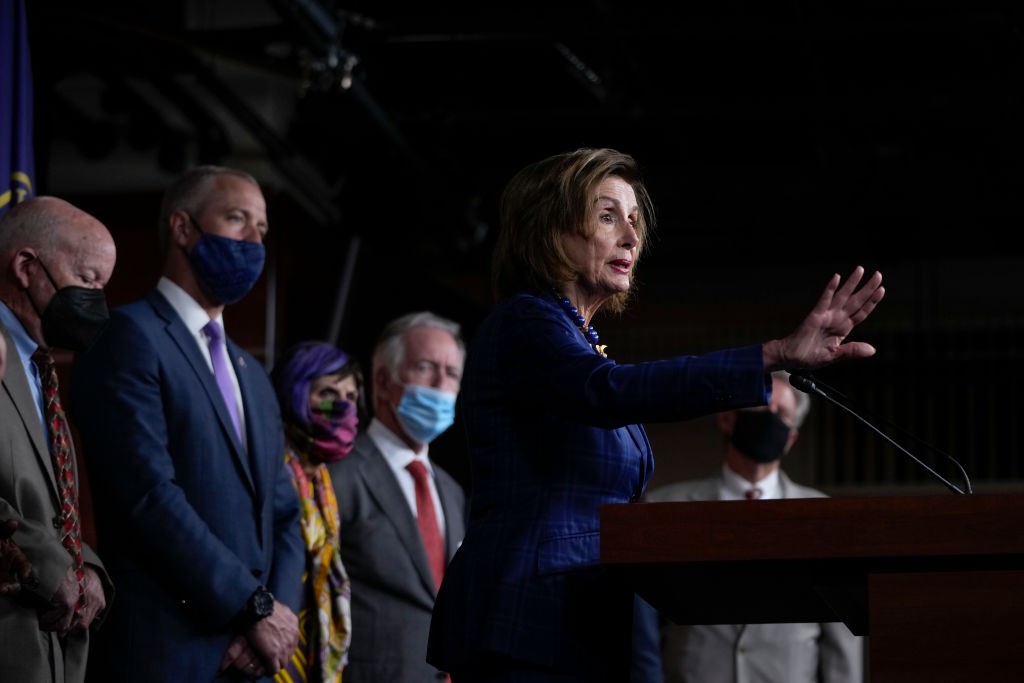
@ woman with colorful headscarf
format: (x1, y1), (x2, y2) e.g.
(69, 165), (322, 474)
(272, 340), (362, 682)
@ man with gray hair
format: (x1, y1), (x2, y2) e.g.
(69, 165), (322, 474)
(632, 371), (864, 683)
(329, 310), (467, 683)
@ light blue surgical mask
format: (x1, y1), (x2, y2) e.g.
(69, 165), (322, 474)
(396, 384), (456, 444)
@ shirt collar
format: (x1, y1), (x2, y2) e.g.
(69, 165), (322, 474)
(721, 464), (782, 500)
(0, 300), (41, 369)
(158, 276), (224, 337)
(367, 417), (432, 473)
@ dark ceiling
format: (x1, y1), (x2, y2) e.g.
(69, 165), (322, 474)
(20, 1), (1024, 489)
(24, 1), (1024, 345)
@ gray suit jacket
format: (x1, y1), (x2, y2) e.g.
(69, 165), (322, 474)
(639, 471), (864, 683)
(0, 321), (112, 683)
(329, 429), (466, 683)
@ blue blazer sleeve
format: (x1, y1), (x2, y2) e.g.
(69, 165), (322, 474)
(492, 293), (769, 428)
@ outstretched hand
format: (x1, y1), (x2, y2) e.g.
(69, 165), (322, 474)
(763, 265), (885, 372)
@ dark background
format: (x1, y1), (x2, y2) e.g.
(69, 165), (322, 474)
(25, 0), (1024, 495)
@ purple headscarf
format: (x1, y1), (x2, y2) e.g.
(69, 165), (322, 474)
(272, 341), (364, 462)
(273, 340), (362, 428)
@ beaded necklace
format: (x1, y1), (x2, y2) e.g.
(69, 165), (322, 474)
(552, 290), (608, 358)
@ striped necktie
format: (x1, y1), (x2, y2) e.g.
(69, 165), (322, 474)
(33, 349), (86, 616)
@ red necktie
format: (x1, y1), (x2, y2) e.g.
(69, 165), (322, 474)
(745, 487), (763, 500)
(406, 460), (445, 590)
(407, 461), (453, 682)
(33, 349), (86, 615)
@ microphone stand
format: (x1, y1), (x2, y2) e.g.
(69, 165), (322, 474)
(789, 372), (972, 495)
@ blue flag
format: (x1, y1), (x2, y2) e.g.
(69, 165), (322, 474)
(1, 0), (35, 216)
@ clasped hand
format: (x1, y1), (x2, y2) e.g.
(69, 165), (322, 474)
(38, 564), (106, 636)
(220, 599), (299, 679)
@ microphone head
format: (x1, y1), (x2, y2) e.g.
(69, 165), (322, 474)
(788, 372), (815, 394)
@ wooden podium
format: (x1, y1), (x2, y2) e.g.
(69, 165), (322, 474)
(601, 494), (1024, 682)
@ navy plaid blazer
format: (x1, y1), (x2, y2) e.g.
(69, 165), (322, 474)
(428, 292), (769, 680)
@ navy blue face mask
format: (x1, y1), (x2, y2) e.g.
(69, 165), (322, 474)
(186, 214), (266, 305)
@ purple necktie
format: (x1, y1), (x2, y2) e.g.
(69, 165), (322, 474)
(202, 321), (242, 441)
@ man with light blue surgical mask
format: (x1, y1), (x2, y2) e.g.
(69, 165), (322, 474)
(328, 310), (467, 683)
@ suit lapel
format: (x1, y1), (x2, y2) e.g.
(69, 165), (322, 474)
(148, 291), (256, 491)
(0, 325), (57, 492)
(227, 336), (261, 494)
(435, 473), (457, 559)
(358, 440), (438, 595)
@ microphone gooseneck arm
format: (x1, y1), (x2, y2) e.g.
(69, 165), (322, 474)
(789, 373), (971, 495)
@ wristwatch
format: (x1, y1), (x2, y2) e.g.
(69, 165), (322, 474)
(241, 585), (274, 625)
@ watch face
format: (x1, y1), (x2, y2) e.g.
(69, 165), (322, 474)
(253, 589), (274, 617)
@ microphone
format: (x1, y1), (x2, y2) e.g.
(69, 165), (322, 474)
(788, 371), (972, 495)
(788, 373), (820, 395)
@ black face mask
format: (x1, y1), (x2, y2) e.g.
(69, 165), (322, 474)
(730, 410), (792, 464)
(34, 259), (110, 351)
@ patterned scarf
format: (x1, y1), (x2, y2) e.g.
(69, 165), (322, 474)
(276, 451), (352, 683)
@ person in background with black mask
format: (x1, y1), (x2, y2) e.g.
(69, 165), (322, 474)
(631, 370), (864, 683)
(0, 195), (116, 683)
(328, 310), (466, 683)
(70, 166), (303, 682)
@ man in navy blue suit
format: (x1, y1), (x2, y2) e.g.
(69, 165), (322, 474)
(71, 166), (303, 682)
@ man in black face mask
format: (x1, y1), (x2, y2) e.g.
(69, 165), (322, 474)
(630, 371), (864, 683)
(0, 195), (116, 683)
